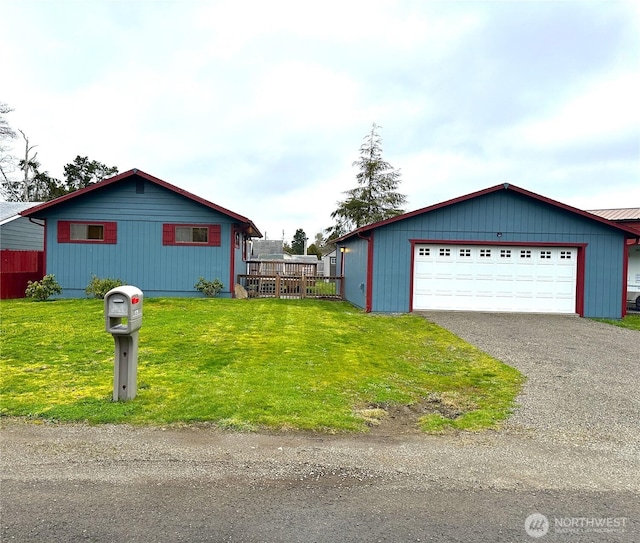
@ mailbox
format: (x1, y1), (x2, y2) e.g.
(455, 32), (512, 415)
(105, 286), (143, 335)
(104, 285), (143, 401)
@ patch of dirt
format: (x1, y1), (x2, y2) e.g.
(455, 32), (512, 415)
(360, 394), (473, 436)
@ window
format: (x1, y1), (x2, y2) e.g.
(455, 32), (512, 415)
(176, 226), (208, 243)
(163, 224), (221, 246)
(520, 250), (531, 258)
(418, 247), (430, 256)
(459, 249), (471, 257)
(58, 221), (117, 244)
(540, 251), (552, 259)
(439, 248), (451, 257)
(480, 249), (491, 258)
(500, 249), (512, 258)
(560, 251), (572, 260)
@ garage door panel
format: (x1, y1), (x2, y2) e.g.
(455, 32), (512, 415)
(413, 244), (577, 314)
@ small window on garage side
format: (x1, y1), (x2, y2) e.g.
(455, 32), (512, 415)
(500, 249), (512, 258)
(58, 221), (117, 244)
(418, 247), (430, 256)
(459, 249), (471, 257)
(520, 250), (531, 258)
(560, 251), (572, 259)
(163, 224), (221, 246)
(480, 249), (491, 258)
(540, 250), (552, 259)
(439, 248), (451, 257)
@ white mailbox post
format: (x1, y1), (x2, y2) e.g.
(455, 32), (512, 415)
(104, 286), (143, 401)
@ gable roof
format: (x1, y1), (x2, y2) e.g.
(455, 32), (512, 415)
(588, 208), (640, 221)
(19, 169), (262, 237)
(0, 201), (44, 226)
(335, 183), (640, 242)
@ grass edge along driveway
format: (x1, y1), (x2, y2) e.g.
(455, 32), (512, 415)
(1, 298), (523, 433)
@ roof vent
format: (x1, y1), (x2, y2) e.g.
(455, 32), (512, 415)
(503, 182), (510, 189)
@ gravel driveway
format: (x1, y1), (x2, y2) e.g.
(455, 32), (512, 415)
(2, 313), (639, 542)
(420, 312), (640, 446)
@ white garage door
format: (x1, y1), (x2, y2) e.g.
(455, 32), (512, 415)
(413, 244), (577, 313)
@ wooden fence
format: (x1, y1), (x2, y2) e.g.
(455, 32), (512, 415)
(237, 274), (343, 300)
(0, 250), (45, 299)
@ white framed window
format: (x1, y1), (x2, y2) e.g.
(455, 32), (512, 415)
(500, 249), (512, 258)
(540, 251), (552, 259)
(520, 250), (531, 258)
(439, 248), (451, 257)
(480, 249), (491, 258)
(459, 249), (471, 257)
(418, 247), (430, 256)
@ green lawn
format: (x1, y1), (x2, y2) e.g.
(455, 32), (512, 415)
(594, 313), (640, 331)
(0, 298), (523, 433)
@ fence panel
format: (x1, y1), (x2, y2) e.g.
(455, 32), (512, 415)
(237, 274), (343, 300)
(0, 250), (45, 299)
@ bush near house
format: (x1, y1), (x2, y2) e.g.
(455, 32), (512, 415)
(85, 275), (125, 299)
(24, 274), (62, 301)
(0, 298), (523, 432)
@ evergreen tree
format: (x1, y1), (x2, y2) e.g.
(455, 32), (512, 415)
(291, 228), (307, 255)
(328, 123), (406, 237)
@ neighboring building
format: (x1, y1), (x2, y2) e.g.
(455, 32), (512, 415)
(1, 202), (46, 299)
(335, 183), (640, 319)
(322, 249), (337, 277)
(20, 169), (262, 298)
(0, 201), (44, 250)
(251, 239), (284, 258)
(589, 208), (640, 310)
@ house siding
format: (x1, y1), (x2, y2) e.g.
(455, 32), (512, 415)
(43, 178), (238, 297)
(339, 236), (369, 310)
(0, 217), (44, 250)
(343, 190), (627, 319)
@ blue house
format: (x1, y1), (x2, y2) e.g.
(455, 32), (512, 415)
(335, 183), (639, 319)
(20, 169), (262, 298)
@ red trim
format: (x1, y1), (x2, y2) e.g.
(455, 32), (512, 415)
(575, 246), (585, 317)
(57, 220), (117, 244)
(43, 221), (47, 275)
(621, 240), (629, 318)
(409, 240), (416, 312)
(409, 240), (587, 316)
(20, 168), (262, 238)
(162, 223), (221, 246)
(409, 239), (588, 248)
(335, 183), (640, 242)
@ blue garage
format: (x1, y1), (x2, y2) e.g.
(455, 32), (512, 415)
(335, 184), (639, 319)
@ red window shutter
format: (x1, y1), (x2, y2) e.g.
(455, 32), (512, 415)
(209, 225), (221, 246)
(58, 220), (71, 242)
(104, 222), (117, 244)
(163, 224), (176, 245)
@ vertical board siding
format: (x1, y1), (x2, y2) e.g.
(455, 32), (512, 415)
(43, 177), (240, 297)
(343, 191), (626, 318)
(340, 237), (369, 309)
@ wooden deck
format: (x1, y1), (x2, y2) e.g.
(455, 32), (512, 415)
(237, 274), (344, 299)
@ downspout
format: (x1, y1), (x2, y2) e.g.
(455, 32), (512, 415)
(358, 231), (374, 312)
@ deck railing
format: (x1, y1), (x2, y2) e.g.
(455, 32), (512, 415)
(237, 274), (344, 300)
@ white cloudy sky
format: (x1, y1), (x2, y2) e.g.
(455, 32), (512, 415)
(1, 0), (639, 241)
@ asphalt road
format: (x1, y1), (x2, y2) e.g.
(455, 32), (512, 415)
(2, 314), (639, 542)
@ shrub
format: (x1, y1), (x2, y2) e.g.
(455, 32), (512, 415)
(25, 274), (63, 301)
(194, 277), (224, 297)
(85, 275), (125, 299)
